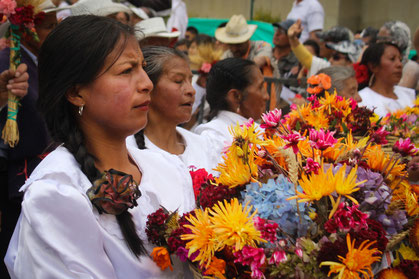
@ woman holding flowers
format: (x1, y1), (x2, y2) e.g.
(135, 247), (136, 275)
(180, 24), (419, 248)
(194, 58), (269, 165)
(358, 42), (415, 117)
(129, 46), (218, 173)
(5, 16), (194, 278)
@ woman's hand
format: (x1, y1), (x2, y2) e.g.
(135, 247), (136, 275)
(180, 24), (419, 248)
(0, 63), (29, 108)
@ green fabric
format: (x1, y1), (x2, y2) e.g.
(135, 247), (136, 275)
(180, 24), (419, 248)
(188, 18), (274, 46)
(409, 49), (417, 60)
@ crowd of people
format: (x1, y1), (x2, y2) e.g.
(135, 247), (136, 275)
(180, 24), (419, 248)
(0, 0), (418, 278)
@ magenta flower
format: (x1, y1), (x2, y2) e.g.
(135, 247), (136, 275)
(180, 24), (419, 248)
(309, 129), (337, 150)
(370, 126), (390, 145)
(242, 118), (255, 128)
(269, 250), (287, 265)
(393, 138), (418, 157)
(295, 248), (303, 258)
(324, 202), (369, 233)
(281, 131), (304, 154)
(175, 247), (189, 262)
(253, 217), (279, 243)
(304, 158), (320, 174)
(260, 108), (282, 129)
(234, 246), (266, 279)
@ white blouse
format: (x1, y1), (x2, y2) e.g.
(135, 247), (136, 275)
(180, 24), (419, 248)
(5, 146), (195, 279)
(359, 85), (415, 117)
(193, 110), (250, 166)
(127, 127), (218, 174)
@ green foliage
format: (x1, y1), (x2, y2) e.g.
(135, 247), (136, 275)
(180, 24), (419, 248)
(254, 9), (281, 23)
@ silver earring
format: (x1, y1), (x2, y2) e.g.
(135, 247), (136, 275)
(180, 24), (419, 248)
(78, 105), (84, 116)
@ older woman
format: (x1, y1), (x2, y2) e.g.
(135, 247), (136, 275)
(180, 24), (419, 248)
(129, 46), (218, 173)
(358, 42), (415, 117)
(194, 58), (269, 165)
(316, 66), (362, 102)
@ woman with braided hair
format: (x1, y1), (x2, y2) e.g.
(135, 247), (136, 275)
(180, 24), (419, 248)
(128, 46), (218, 174)
(5, 15), (194, 278)
(193, 57), (269, 166)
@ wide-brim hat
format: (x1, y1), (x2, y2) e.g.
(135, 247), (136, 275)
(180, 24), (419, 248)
(215, 15), (257, 44)
(130, 7), (149, 20)
(135, 17), (180, 40)
(40, 0), (69, 13)
(70, 0), (132, 17)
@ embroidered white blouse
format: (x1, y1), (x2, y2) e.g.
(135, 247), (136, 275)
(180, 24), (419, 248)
(5, 146), (195, 279)
(126, 127), (219, 174)
(359, 85), (415, 117)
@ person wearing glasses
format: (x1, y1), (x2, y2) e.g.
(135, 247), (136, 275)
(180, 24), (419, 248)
(287, 20), (361, 78)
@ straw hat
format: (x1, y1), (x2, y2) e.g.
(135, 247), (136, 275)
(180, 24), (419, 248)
(135, 17), (180, 40)
(70, 0), (131, 17)
(215, 15), (257, 44)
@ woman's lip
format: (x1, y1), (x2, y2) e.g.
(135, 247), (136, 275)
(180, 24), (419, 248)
(134, 100), (150, 111)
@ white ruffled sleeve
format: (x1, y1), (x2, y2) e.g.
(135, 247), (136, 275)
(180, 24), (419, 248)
(6, 178), (118, 279)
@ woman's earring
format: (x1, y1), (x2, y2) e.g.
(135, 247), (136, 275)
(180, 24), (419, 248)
(78, 105), (84, 116)
(236, 106), (240, 113)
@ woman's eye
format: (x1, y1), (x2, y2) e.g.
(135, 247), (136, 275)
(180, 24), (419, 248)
(121, 68), (132, 75)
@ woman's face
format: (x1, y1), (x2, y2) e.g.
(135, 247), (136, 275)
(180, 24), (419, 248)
(339, 77), (362, 103)
(239, 66), (269, 120)
(149, 56), (195, 125)
(372, 45), (403, 85)
(78, 37), (153, 138)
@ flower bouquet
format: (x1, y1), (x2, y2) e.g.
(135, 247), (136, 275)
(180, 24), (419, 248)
(0, 0), (46, 147)
(145, 74), (419, 278)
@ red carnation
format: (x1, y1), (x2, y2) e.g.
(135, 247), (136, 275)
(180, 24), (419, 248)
(353, 62), (369, 85)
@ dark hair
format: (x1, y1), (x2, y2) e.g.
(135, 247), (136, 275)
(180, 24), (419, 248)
(217, 22), (227, 29)
(186, 26), (198, 35)
(38, 15), (147, 257)
(133, 46), (188, 149)
(303, 39), (320, 57)
(358, 42), (401, 90)
(206, 58), (257, 120)
(174, 38), (191, 49)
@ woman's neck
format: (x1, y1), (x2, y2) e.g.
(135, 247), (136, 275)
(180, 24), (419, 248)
(371, 79), (397, 99)
(144, 114), (185, 155)
(81, 122), (141, 181)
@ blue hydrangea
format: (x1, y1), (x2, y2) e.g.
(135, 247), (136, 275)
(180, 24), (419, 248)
(242, 175), (312, 237)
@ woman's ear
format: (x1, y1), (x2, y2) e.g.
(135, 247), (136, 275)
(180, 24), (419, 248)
(225, 88), (242, 111)
(368, 62), (378, 74)
(65, 85), (85, 107)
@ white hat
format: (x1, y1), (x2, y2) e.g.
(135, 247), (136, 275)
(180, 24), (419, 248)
(130, 7), (149, 20)
(215, 15), (257, 44)
(135, 17), (180, 40)
(39, 0), (68, 13)
(70, 0), (132, 17)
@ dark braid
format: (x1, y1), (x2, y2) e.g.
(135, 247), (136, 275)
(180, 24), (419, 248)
(134, 130), (147, 150)
(38, 15), (147, 257)
(206, 58), (256, 120)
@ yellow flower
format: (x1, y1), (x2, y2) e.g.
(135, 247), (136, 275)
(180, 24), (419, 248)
(363, 145), (406, 178)
(334, 165), (363, 202)
(330, 165), (364, 218)
(370, 113), (380, 124)
(319, 91), (352, 117)
(181, 208), (217, 268)
(229, 122), (265, 148)
(305, 110), (330, 130)
(288, 164), (335, 203)
(209, 198), (265, 251)
(214, 151), (258, 188)
(398, 243), (419, 261)
(320, 234), (381, 279)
